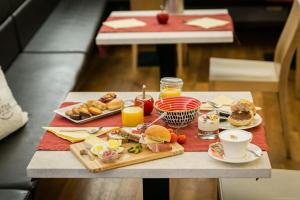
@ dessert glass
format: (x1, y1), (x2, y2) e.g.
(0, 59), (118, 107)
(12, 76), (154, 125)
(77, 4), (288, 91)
(198, 111), (219, 139)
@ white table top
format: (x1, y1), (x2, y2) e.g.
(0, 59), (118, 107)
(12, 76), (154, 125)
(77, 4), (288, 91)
(96, 9), (233, 45)
(27, 92), (271, 179)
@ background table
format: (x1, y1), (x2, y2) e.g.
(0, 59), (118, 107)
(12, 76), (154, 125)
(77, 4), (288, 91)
(28, 92), (270, 199)
(96, 10), (234, 78)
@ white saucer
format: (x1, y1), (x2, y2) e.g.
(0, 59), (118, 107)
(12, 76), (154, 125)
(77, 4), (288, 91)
(219, 114), (262, 130)
(208, 143), (262, 164)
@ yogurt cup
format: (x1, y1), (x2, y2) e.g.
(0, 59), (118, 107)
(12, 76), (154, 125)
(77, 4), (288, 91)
(198, 111), (219, 140)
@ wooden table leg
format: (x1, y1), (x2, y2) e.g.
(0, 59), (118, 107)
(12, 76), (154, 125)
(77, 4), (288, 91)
(295, 48), (300, 98)
(143, 178), (169, 200)
(156, 44), (177, 78)
(177, 43), (184, 77)
(132, 44), (138, 73)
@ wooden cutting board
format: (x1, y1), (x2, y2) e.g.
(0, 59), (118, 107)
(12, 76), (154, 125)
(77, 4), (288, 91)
(70, 142), (184, 173)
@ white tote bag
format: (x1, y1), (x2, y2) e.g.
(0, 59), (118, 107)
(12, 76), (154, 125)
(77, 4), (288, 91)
(0, 66), (28, 140)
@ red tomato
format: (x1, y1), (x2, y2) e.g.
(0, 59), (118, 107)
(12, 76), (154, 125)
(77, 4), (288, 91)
(170, 133), (178, 143)
(177, 134), (187, 144)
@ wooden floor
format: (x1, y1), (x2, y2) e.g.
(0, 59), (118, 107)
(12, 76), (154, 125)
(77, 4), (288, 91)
(35, 33), (300, 199)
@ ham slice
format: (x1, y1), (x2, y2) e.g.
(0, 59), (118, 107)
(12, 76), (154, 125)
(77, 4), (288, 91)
(147, 143), (172, 153)
(127, 132), (141, 142)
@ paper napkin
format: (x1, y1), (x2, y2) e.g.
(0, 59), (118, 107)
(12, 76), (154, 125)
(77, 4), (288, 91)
(43, 127), (119, 143)
(103, 18), (146, 29)
(199, 95), (233, 111)
(212, 95), (233, 106)
(199, 103), (214, 111)
(185, 17), (229, 29)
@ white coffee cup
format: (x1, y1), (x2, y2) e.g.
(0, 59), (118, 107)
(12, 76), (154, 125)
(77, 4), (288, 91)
(219, 129), (253, 159)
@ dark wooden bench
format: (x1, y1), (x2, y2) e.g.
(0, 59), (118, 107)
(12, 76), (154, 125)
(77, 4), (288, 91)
(0, 0), (107, 198)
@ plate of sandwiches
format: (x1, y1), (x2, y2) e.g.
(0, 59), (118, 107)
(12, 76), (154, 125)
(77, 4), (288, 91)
(54, 93), (129, 124)
(219, 99), (262, 130)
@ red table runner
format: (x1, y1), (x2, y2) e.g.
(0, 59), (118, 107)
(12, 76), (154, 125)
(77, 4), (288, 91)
(37, 102), (268, 151)
(100, 14), (233, 33)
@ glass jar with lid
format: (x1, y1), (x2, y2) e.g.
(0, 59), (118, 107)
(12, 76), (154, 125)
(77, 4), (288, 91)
(160, 77), (183, 98)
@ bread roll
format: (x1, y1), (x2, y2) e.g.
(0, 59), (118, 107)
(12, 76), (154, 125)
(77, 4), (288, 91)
(86, 100), (107, 110)
(80, 104), (88, 109)
(145, 125), (171, 142)
(88, 107), (102, 115)
(94, 101), (107, 110)
(65, 110), (73, 116)
(70, 114), (81, 120)
(72, 107), (80, 115)
(107, 98), (124, 110)
(66, 109), (81, 120)
(79, 107), (92, 119)
(86, 100), (97, 107)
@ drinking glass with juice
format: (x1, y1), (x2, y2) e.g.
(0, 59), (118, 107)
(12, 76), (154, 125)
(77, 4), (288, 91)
(122, 100), (144, 127)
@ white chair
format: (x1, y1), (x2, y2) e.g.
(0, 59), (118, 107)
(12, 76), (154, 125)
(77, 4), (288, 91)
(219, 169), (300, 200)
(209, 0), (300, 156)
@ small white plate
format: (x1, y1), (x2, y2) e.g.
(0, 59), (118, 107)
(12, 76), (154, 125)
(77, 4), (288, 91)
(219, 114), (262, 130)
(54, 103), (122, 124)
(208, 143), (262, 164)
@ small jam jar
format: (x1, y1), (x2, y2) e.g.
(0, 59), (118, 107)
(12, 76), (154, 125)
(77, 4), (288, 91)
(160, 77), (183, 99)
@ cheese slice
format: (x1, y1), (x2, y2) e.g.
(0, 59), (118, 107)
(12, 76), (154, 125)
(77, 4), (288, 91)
(139, 136), (163, 144)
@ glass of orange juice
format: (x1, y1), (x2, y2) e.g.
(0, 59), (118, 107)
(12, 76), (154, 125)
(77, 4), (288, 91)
(122, 100), (144, 127)
(160, 77), (183, 98)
